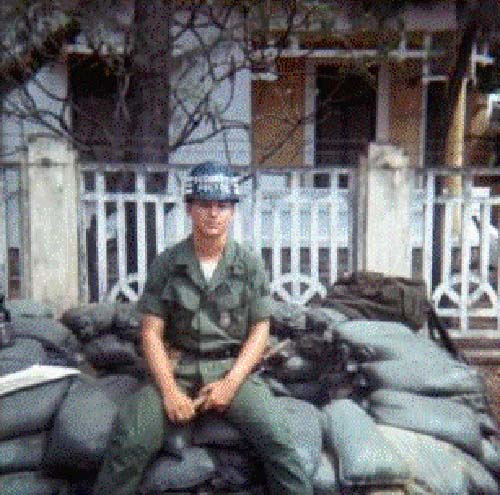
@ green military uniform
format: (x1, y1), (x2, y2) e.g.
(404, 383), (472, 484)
(93, 235), (313, 495)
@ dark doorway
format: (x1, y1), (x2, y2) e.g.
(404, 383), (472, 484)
(315, 66), (377, 170)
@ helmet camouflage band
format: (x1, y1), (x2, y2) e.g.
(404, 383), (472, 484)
(185, 162), (240, 202)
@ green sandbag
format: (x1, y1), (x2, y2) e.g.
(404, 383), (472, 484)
(313, 451), (339, 495)
(0, 338), (47, 375)
(361, 359), (485, 396)
(277, 397), (323, 478)
(60, 303), (116, 341)
(83, 334), (139, 369)
(482, 438), (500, 475)
(334, 320), (413, 342)
(113, 303), (141, 341)
(11, 317), (79, 354)
(369, 390), (483, 459)
(140, 447), (216, 493)
(44, 377), (119, 472)
(321, 399), (409, 486)
(0, 471), (69, 495)
(163, 422), (193, 458)
(95, 374), (140, 404)
(5, 299), (54, 319)
(340, 332), (457, 364)
(0, 379), (72, 440)
(209, 447), (261, 491)
(193, 413), (244, 448)
(378, 425), (499, 495)
(0, 433), (47, 473)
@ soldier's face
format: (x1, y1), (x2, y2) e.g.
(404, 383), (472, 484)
(187, 200), (235, 238)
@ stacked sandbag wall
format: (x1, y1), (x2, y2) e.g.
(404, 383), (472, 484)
(0, 300), (79, 494)
(2, 298), (499, 494)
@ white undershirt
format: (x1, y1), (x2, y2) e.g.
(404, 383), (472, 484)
(200, 259), (219, 281)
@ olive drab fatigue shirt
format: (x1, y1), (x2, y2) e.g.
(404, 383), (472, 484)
(137, 235), (272, 384)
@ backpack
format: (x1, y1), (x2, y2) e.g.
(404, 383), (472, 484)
(321, 271), (463, 361)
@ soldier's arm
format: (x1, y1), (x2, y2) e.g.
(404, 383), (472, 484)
(141, 314), (196, 423)
(198, 319), (269, 413)
(225, 319), (269, 388)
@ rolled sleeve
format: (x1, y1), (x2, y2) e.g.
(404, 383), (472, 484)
(137, 255), (169, 318)
(248, 256), (272, 324)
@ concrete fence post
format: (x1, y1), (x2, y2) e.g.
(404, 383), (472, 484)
(358, 142), (414, 278)
(23, 135), (79, 316)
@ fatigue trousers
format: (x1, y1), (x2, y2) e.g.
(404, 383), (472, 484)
(92, 373), (313, 495)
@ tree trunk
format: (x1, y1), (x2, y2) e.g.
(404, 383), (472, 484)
(129, 0), (170, 162)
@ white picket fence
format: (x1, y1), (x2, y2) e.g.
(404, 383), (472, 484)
(79, 164), (356, 305)
(80, 163), (500, 337)
(411, 168), (500, 337)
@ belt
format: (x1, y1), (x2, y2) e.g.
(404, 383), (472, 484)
(200, 346), (240, 359)
(177, 345), (240, 360)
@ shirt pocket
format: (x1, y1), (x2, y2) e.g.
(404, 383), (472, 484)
(161, 283), (200, 335)
(216, 288), (248, 340)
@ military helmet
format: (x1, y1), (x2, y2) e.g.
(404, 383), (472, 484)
(184, 162), (240, 203)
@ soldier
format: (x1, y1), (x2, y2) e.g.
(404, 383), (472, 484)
(93, 162), (313, 495)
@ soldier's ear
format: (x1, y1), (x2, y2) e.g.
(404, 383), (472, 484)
(186, 202), (193, 216)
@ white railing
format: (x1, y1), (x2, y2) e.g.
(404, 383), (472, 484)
(79, 164), (356, 305)
(412, 169), (500, 337)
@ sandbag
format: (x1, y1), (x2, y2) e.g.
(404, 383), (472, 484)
(283, 379), (329, 405)
(0, 471), (69, 495)
(140, 447), (216, 493)
(338, 332), (457, 364)
(481, 438), (500, 475)
(44, 377), (119, 471)
(378, 425), (499, 495)
(5, 299), (54, 319)
(83, 334), (139, 368)
(369, 389), (484, 459)
(11, 317), (79, 352)
(209, 448), (261, 491)
(0, 338), (47, 375)
(96, 374), (140, 404)
(334, 319), (414, 342)
(277, 397), (322, 478)
(193, 413), (244, 448)
(313, 451), (338, 495)
(163, 422), (193, 458)
(0, 378), (72, 440)
(0, 433), (46, 473)
(113, 303), (141, 341)
(321, 399), (409, 486)
(262, 376), (292, 397)
(361, 359), (485, 396)
(60, 303), (116, 341)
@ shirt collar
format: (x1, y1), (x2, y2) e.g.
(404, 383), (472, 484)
(171, 235), (240, 289)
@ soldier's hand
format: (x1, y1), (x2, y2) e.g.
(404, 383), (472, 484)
(163, 388), (196, 424)
(197, 377), (239, 413)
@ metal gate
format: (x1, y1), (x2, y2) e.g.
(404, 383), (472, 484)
(79, 164), (357, 305)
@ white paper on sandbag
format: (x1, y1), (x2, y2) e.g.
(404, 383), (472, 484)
(0, 365), (80, 397)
